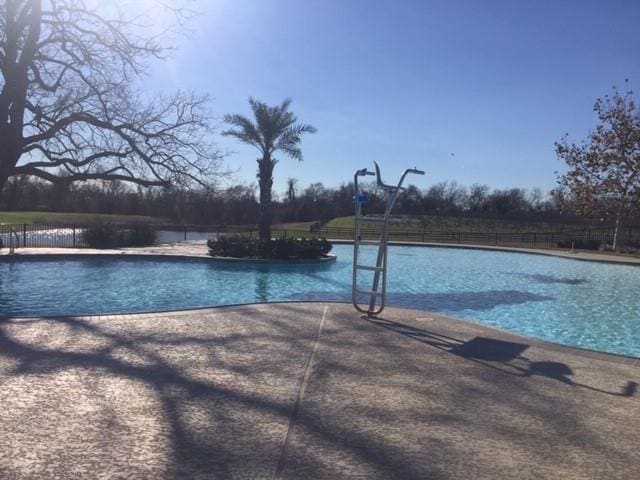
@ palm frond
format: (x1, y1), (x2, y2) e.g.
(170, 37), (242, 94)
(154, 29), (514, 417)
(225, 97), (316, 161)
(221, 113), (264, 151)
(279, 144), (304, 161)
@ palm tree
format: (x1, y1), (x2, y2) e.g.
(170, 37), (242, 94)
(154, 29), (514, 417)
(223, 98), (317, 241)
(286, 177), (298, 201)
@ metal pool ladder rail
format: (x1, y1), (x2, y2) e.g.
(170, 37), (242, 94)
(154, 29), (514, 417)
(9, 227), (19, 254)
(352, 162), (425, 316)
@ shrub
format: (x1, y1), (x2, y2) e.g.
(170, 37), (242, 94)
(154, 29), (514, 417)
(82, 221), (120, 248)
(82, 222), (156, 248)
(208, 235), (259, 258)
(207, 235), (332, 259)
(556, 239), (601, 250)
(121, 224), (157, 247)
(599, 242), (640, 255)
(614, 245), (640, 254)
(309, 221), (322, 233)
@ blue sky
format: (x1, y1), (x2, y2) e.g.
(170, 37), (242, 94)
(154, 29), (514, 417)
(148, 0), (640, 195)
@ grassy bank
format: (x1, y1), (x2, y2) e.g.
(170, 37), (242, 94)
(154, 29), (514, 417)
(0, 211), (166, 225)
(326, 215), (605, 233)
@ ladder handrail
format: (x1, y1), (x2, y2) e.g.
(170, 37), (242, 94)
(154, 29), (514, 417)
(352, 163), (425, 316)
(9, 227), (19, 254)
(352, 167), (376, 315)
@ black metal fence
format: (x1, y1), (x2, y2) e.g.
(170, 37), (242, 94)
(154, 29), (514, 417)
(0, 223), (254, 249)
(314, 225), (640, 249)
(0, 223), (83, 248)
(1, 222), (639, 250)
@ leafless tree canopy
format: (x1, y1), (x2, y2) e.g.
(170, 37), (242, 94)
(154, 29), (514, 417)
(0, 0), (224, 193)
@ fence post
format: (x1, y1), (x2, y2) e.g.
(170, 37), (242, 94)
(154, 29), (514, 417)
(551, 233), (554, 247)
(533, 232), (536, 248)
(495, 232), (498, 246)
(73, 226), (76, 247)
(184, 228), (187, 241)
(457, 232), (461, 244)
(22, 223), (26, 247)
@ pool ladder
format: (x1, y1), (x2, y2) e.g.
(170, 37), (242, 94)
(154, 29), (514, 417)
(8, 227), (19, 254)
(352, 162), (425, 316)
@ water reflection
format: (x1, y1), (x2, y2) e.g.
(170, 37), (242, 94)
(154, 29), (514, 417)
(255, 273), (270, 303)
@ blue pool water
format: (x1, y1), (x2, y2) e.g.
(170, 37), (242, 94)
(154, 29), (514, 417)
(1, 245), (639, 357)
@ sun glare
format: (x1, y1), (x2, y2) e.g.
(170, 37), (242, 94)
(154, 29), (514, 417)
(88, 0), (179, 29)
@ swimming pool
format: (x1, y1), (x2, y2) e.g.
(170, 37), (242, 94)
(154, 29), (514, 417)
(1, 245), (639, 357)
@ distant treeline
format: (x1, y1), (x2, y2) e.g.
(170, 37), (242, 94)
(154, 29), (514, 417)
(0, 175), (612, 226)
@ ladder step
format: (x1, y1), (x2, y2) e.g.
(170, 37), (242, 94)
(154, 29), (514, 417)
(354, 289), (382, 296)
(358, 240), (383, 246)
(355, 264), (384, 271)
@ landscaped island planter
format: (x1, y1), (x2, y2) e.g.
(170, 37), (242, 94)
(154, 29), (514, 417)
(207, 235), (336, 263)
(207, 254), (337, 264)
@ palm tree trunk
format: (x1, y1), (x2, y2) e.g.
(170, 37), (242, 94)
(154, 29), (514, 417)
(257, 158), (275, 242)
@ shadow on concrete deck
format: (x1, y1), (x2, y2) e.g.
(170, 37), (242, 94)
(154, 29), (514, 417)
(367, 316), (637, 398)
(0, 303), (638, 479)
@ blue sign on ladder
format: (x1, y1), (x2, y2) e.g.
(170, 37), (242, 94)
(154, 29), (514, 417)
(353, 194), (369, 204)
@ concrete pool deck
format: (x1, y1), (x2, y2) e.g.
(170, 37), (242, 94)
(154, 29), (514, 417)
(0, 302), (638, 479)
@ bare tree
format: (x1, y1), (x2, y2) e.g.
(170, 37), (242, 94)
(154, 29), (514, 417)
(466, 183), (490, 212)
(556, 82), (640, 249)
(0, 0), (224, 197)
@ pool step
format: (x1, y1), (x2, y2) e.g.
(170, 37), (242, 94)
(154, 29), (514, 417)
(355, 264), (384, 272)
(354, 289), (383, 297)
(358, 240), (383, 246)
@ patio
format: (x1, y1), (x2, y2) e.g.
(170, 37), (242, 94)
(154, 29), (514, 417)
(0, 302), (638, 479)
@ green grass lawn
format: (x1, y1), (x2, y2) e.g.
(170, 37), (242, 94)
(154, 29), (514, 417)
(326, 215), (600, 233)
(0, 211), (165, 225)
(272, 221), (316, 230)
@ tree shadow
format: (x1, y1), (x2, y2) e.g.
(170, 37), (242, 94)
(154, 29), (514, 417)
(0, 307), (637, 479)
(0, 313), (302, 477)
(0, 309), (439, 479)
(502, 272), (590, 285)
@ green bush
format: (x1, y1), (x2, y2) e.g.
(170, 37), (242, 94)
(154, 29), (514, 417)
(309, 221), (323, 233)
(600, 242), (640, 255)
(82, 222), (156, 248)
(557, 239), (601, 250)
(207, 235), (259, 258)
(121, 225), (157, 247)
(207, 235), (332, 259)
(82, 222), (120, 248)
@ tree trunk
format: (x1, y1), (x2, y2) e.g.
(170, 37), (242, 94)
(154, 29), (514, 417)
(0, 166), (13, 197)
(0, 1), (40, 200)
(0, 139), (23, 199)
(257, 157), (275, 242)
(612, 212), (621, 251)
